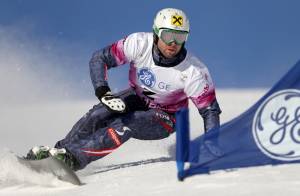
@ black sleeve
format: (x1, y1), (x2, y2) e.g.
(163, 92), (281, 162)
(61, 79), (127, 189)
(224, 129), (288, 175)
(198, 99), (222, 132)
(89, 45), (118, 90)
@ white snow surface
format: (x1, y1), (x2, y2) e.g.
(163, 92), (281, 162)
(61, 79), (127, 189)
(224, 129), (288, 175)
(1, 89), (300, 196)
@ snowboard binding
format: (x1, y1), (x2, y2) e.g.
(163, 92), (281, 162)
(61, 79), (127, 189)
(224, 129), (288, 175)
(25, 146), (80, 171)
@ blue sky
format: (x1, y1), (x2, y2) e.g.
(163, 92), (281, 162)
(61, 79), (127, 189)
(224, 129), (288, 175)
(1, 0), (300, 98)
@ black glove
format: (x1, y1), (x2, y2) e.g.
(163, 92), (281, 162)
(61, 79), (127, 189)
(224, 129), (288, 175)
(95, 86), (126, 113)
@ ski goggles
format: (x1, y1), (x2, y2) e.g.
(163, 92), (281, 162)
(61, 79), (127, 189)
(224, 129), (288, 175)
(157, 29), (189, 45)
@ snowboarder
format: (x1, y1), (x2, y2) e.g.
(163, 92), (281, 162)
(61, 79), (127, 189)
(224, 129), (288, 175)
(26, 8), (222, 170)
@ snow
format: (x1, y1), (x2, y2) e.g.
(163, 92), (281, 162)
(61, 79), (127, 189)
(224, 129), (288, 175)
(1, 22), (300, 195)
(1, 89), (300, 196)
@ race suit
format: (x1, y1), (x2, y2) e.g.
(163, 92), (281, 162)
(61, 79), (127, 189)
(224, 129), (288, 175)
(55, 32), (221, 170)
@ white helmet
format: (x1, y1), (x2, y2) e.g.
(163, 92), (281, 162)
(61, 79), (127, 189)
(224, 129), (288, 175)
(153, 8), (190, 35)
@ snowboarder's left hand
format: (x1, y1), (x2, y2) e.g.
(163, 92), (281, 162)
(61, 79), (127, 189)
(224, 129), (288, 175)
(95, 86), (126, 113)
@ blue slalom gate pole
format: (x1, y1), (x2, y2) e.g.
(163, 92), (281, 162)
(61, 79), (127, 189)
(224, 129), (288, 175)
(175, 108), (190, 181)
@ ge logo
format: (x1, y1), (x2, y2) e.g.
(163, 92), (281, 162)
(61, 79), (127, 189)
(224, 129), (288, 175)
(252, 89), (300, 161)
(137, 68), (156, 88)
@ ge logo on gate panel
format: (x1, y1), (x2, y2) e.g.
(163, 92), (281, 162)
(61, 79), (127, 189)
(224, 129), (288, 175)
(252, 89), (300, 161)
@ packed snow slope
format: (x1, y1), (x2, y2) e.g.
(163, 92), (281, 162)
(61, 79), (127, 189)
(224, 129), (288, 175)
(1, 89), (300, 196)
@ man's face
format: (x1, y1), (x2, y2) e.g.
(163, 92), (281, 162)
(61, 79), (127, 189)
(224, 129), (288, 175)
(157, 39), (182, 58)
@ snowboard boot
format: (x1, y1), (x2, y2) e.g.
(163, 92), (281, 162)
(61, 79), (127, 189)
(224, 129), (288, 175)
(25, 146), (51, 160)
(49, 148), (80, 171)
(25, 146), (80, 171)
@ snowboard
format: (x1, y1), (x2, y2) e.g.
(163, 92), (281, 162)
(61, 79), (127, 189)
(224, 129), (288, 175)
(17, 156), (82, 185)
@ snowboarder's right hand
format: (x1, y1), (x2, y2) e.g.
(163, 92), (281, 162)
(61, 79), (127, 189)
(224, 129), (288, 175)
(95, 86), (126, 113)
